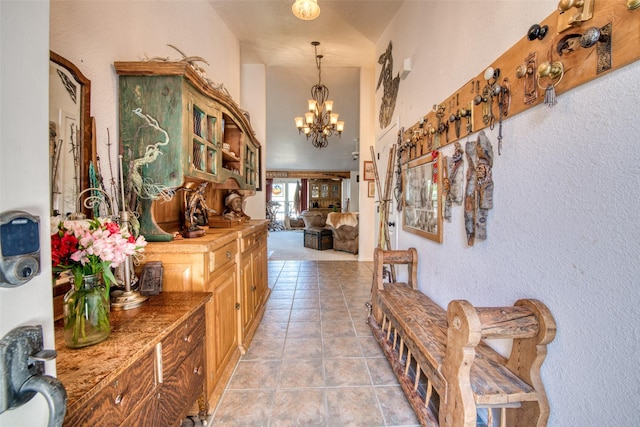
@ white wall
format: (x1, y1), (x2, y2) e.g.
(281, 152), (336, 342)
(241, 63), (267, 219)
(358, 66), (377, 261)
(377, 1), (640, 425)
(50, 0), (241, 203)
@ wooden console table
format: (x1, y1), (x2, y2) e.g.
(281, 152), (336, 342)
(56, 292), (211, 426)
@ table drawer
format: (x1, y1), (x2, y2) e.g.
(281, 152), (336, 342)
(160, 341), (206, 423)
(162, 306), (205, 377)
(208, 240), (237, 274)
(64, 349), (156, 426)
(241, 229), (266, 253)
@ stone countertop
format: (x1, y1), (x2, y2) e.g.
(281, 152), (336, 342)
(144, 220), (268, 253)
(55, 292), (211, 412)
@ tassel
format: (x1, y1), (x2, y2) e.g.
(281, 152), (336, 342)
(544, 84), (557, 107)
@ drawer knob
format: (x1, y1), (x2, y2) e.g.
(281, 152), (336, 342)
(235, 303), (241, 310)
(115, 394), (124, 405)
(226, 251), (232, 259)
(193, 366), (203, 375)
(183, 335), (192, 343)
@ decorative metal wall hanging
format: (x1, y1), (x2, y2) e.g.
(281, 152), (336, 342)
(377, 41), (401, 130)
(464, 131), (493, 246)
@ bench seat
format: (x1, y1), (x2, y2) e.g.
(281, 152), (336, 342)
(378, 284), (538, 406)
(368, 248), (556, 427)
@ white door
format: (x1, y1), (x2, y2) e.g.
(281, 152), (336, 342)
(0, 1), (57, 426)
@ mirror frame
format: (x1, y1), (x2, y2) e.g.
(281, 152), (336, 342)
(50, 51), (93, 217)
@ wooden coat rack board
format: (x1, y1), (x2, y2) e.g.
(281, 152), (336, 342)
(401, 2), (640, 162)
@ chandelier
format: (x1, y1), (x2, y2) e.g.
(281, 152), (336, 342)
(291, 0), (320, 20)
(294, 41), (345, 149)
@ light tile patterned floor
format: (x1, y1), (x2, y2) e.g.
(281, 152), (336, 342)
(209, 260), (419, 427)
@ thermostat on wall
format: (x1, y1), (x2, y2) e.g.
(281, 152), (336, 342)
(0, 211), (41, 288)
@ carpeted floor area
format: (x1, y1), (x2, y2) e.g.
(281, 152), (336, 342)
(267, 230), (358, 261)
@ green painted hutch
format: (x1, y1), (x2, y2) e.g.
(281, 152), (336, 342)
(115, 61), (260, 241)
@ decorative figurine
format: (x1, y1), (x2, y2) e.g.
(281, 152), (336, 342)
(223, 191), (250, 222)
(183, 182), (216, 237)
(464, 131), (493, 246)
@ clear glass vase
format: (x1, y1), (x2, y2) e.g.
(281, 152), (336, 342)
(63, 273), (111, 348)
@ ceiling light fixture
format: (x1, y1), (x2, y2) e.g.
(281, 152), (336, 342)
(294, 41), (345, 149)
(291, 0), (320, 20)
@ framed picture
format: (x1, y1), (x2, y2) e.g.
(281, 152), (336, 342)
(363, 161), (375, 181)
(368, 181), (375, 198)
(139, 261), (164, 295)
(402, 152), (443, 243)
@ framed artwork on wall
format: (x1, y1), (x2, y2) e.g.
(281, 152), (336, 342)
(363, 161), (375, 181)
(402, 151), (443, 243)
(368, 181), (375, 198)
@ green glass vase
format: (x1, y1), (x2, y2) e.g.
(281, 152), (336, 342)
(63, 273), (111, 348)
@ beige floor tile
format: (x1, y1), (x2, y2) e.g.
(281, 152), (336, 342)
(325, 386), (385, 426)
(352, 316), (373, 337)
(270, 289), (295, 299)
(293, 288), (319, 299)
(322, 319), (356, 337)
(324, 358), (371, 387)
(375, 385), (421, 426)
(323, 336), (363, 358)
(253, 320), (288, 339)
(282, 337), (323, 359)
(366, 357), (398, 385)
(211, 389), (274, 426)
(292, 298), (320, 309)
(270, 388), (328, 426)
(278, 359), (325, 388)
(262, 308), (290, 322)
(242, 337), (285, 360)
(286, 320), (321, 339)
(227, 360), (280, 389)
(266, 298), (293, 310)
(359, 336), (385, 358)
(289, 308), (320, 322)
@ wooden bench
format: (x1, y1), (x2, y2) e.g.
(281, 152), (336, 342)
(368, 248), (556, 427)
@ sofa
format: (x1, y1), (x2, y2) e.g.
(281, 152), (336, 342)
(326, 212), (358, 255)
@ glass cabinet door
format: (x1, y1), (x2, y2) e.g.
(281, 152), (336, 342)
(321, 184), (329, 198)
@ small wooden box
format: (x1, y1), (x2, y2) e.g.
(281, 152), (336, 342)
(208, 215), (244, 228)
(304, 227), (333, 250)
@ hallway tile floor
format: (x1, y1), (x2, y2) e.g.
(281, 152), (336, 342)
(210, 260), (419, 426)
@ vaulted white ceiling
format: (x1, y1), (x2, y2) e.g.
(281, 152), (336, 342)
(209, 0), (405, 172)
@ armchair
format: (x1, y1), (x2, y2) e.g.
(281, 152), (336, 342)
(326, 212), (359, 255)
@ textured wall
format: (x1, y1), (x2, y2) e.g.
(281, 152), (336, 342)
(377, 1), (640, 425)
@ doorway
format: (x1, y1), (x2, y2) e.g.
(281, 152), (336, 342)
(270, 180), (301, 222)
